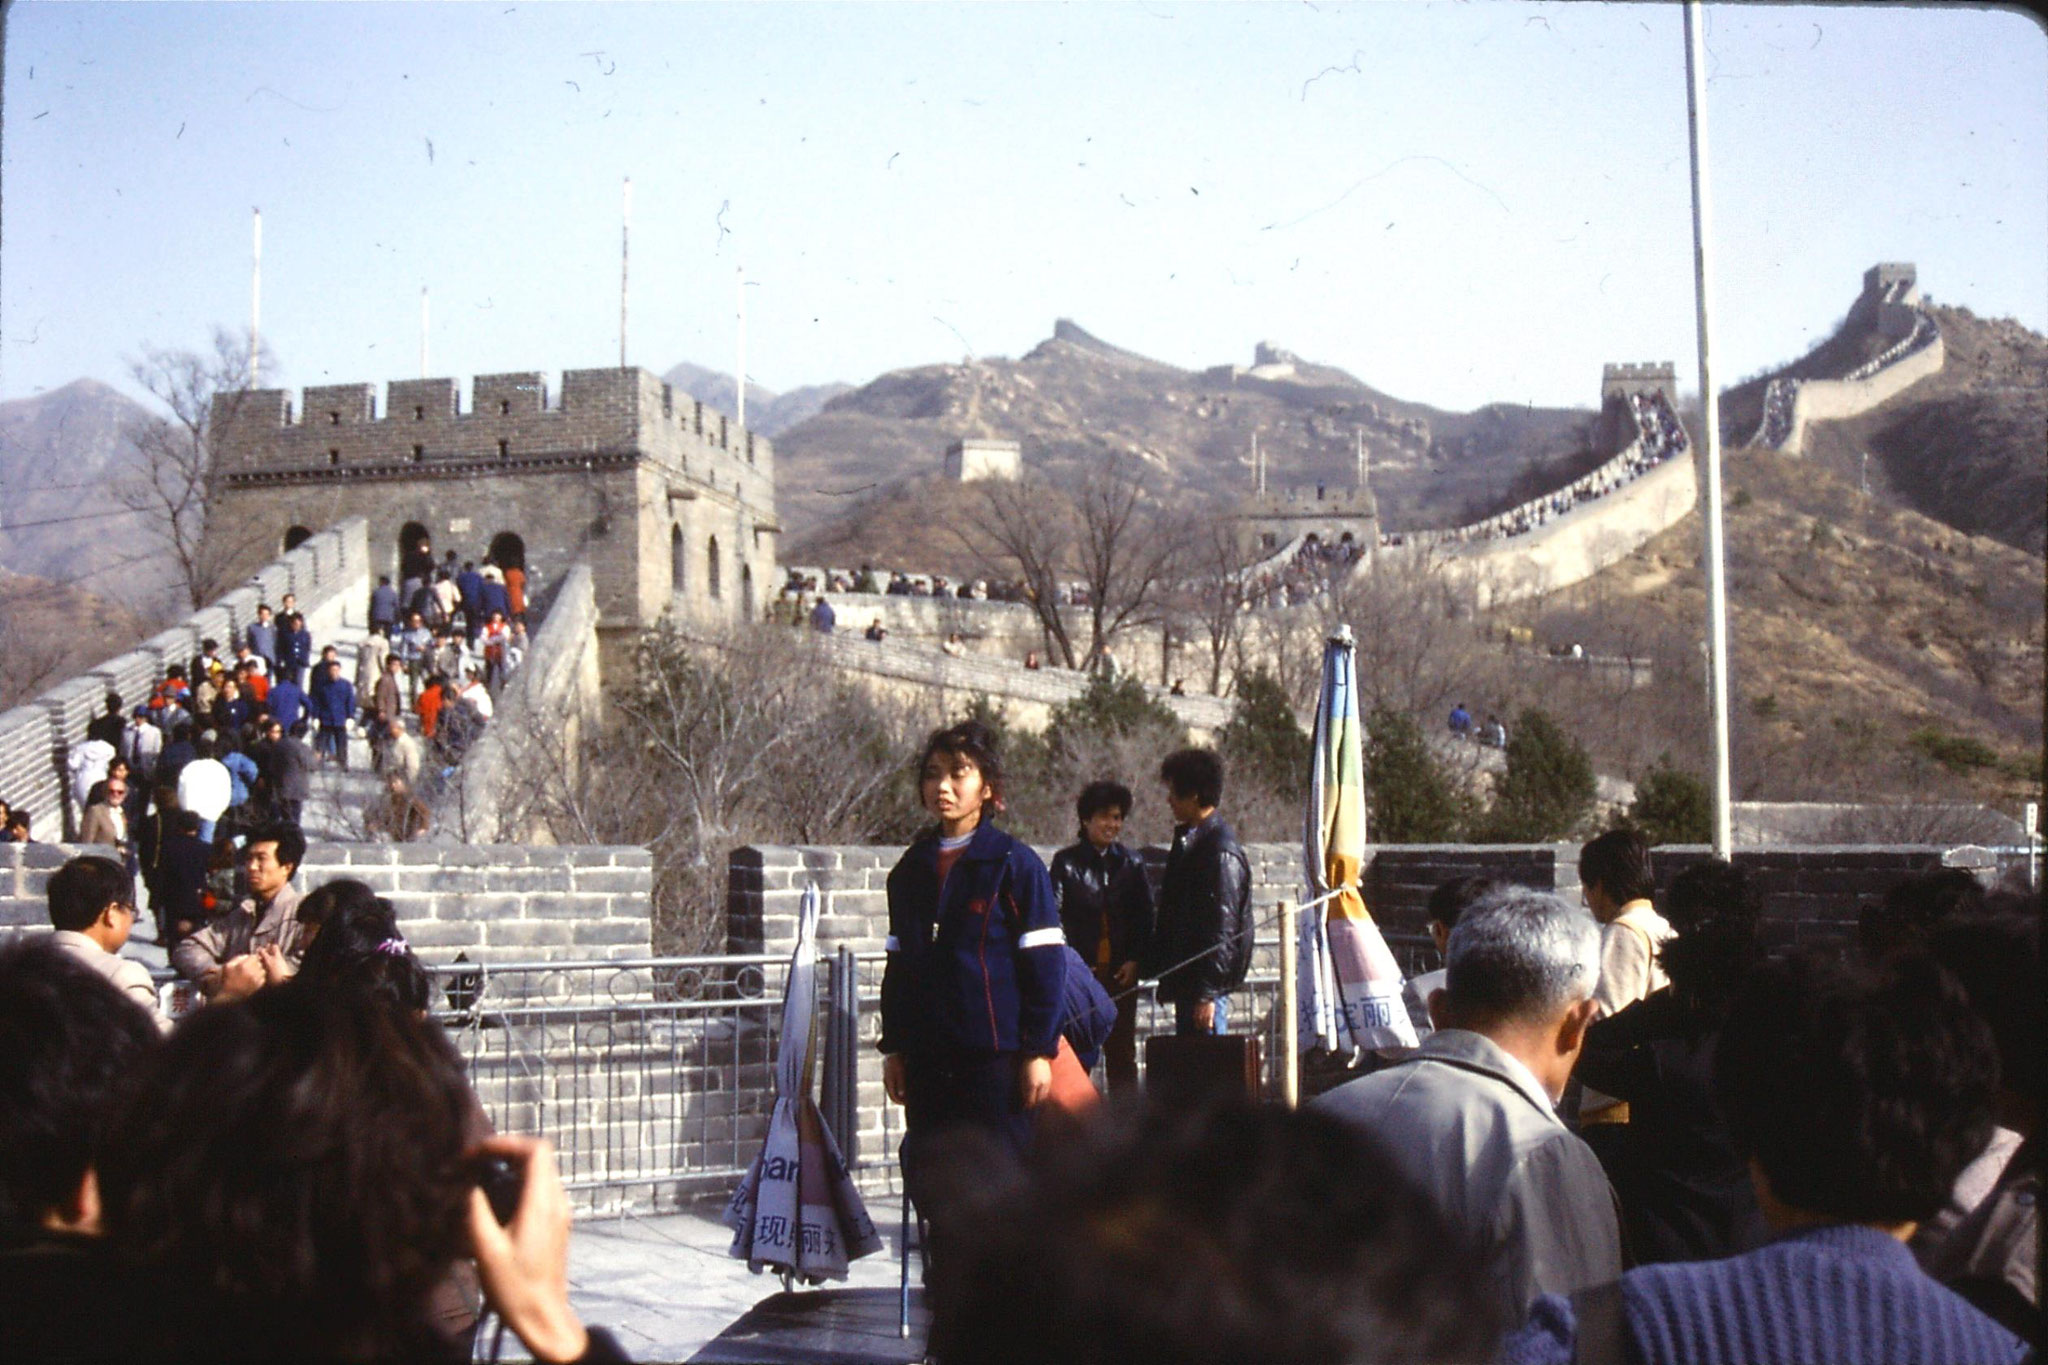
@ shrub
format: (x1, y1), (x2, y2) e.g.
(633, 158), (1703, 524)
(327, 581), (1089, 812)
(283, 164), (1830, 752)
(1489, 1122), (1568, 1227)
(1220, 667), (1311, 806)
(1908, 728), (1999, 773)
(1626, 755), (1714, 845)
(1363, 707), (1471, 843)
(1476, 708), (1596, 842)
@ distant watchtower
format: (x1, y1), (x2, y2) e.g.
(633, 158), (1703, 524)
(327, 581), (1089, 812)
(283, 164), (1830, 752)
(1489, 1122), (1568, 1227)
(942, 437), (1021, 482)
(204, 367), (780, 642)
(1237, 481), (1379, 557)
(1598, 362), (1679, 457)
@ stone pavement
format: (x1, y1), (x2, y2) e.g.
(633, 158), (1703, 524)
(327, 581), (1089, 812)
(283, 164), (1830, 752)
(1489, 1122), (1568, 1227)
(531, 1206), (919, 1364)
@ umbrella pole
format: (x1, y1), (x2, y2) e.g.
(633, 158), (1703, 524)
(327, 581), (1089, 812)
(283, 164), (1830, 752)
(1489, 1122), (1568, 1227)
(1279, 899), (1299, 1108)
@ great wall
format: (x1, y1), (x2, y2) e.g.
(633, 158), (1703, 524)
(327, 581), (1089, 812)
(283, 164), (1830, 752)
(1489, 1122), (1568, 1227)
(0, 252), (2018, 1211)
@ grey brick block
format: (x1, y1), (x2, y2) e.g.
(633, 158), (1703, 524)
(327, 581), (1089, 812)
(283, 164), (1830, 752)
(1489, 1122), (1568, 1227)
(404, 919), (484, 948)
(487, 920), (576, 948)
(571, 868), (649, 895)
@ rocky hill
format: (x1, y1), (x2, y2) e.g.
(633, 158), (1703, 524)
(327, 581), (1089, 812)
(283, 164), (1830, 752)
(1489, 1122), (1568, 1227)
(1510, 446), (2042, 809)
(1716, 299), (2046, 556)
(776, 319), (1595, 559)
(659, 362), (849, 439)
(0, 379), (173, 611)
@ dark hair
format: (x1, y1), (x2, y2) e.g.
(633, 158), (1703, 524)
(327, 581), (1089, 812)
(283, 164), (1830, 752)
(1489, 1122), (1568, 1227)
(1928, 899), (2039, 1105)
(925, 1100), (1501, 1364)
(1663, 858), (1761, 936)
(918, 720), (1005, 805)
(246, 822), (307, 875)
(1579, 828), (1654, 904)
(175, 809), (203, 836)
(1858, 868), (1986, 963)
(48, 854), (132, 932)
(1074, 779), (1134, 828)
(1159, 747), (1224, 809)
(1658, 912), (1764, 1018)
(84, 779), (111, 808)
(1425, 875), (1504, 931)
(99, 987), (475, 1362)
(295, 885), (431, 1015)
(191, 735), (215, 761)
(0, 940), (160, 1226)
(1713, 952), (1997, 1224)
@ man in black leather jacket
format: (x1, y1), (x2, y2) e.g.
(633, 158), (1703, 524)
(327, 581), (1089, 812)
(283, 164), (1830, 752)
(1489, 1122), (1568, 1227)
(1050, 781), (1155, 1096)
(1152, 749), (1253, 1035)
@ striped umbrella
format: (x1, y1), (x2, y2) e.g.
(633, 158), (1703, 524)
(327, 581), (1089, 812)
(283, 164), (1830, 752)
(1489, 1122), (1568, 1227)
(724, 884), (882, 1282)
(1302, 624), (1417, 1055)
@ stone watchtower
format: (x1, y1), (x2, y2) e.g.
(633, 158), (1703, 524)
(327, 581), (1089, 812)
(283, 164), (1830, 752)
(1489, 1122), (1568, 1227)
(1597, 362), (1679, 457)
(1237, 481), (1380, 557)
(204, 368), (779, 642)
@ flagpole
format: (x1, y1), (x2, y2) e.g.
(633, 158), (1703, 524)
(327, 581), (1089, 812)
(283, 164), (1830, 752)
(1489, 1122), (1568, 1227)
(736, 264), (748, 428)
(1684, 1), (1734, 858)
(250, 208), (263, 384)
(420, 286), (429, 379)
(1280, 898), (1300, 1108)
(620, 176), (632, 369)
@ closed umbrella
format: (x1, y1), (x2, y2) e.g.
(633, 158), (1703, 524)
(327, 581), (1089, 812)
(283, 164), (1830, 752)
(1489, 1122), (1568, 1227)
(1302, 624), (1417, 1055)
(724, 884), (882, 1282)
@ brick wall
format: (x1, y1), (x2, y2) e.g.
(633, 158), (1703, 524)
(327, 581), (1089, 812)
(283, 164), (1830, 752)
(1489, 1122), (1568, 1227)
(0, 839), (653, 963)
(727, 839), (1979, 1191)
(0, 519), (368, 842)
(435, 564), (603, 842)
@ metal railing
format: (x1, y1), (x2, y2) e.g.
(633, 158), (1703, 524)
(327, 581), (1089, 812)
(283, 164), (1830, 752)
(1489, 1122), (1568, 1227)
(425, 954), (805, 1213)
(144, 930), (1443, 1214)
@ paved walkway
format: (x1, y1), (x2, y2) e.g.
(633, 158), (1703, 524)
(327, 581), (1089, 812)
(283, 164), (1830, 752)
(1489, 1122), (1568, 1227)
(545, 1207), (917, 1364)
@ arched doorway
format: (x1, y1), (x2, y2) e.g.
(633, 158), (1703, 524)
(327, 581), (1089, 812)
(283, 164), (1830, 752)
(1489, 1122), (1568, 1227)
(488, 531), (526, 571)
(398, 521), (433, 583)
(282, 525), (314, 552)
(740, 563), (754, 618)
(670, 525), (685, 596)
(707, 536), (722, 599)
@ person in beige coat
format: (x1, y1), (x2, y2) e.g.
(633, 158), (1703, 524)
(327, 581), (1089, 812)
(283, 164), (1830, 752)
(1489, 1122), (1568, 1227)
(47, 853), (169, 1031)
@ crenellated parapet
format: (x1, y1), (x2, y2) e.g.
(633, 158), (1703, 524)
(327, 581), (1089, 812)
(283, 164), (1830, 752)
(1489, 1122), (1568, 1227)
(204, 366), (781, 637)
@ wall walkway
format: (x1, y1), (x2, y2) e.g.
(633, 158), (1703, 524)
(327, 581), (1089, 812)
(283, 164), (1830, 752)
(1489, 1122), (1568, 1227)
(0, 518), (369, 841)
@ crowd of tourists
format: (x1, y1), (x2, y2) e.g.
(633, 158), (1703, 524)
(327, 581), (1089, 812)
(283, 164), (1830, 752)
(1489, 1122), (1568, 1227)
(1, 545), (530, 869)
(1, 708), (2035, 1363)
(1442, 389), (1691, 546)
(1242, 533), (1369, 609)
(778, 564), (1099, 609)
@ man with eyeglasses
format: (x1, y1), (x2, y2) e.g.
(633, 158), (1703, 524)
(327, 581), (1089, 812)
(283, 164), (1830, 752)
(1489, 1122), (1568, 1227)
(47, 854), (170, 1031)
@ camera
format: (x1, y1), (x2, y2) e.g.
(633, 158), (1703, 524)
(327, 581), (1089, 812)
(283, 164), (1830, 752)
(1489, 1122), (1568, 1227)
(472, 1154), (523, 1225)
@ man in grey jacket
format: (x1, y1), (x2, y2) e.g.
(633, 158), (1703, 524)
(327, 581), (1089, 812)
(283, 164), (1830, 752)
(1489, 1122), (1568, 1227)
(1311, 885), (1621, 1326)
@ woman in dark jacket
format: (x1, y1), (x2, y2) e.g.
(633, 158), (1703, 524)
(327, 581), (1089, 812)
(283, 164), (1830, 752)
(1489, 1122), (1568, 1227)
(1049, 780), (1154, 1097)
(879, 722), (1067, 1219)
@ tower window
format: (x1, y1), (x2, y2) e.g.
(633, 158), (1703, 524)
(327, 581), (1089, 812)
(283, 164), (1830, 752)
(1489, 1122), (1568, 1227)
(500, 399), (511, 415)
(411, 444), (425, 462)
(328, 449), (341, 465)
(414, 405), (425, 420)
(497, 439), (510, 458)
(329, 411), (340, 425)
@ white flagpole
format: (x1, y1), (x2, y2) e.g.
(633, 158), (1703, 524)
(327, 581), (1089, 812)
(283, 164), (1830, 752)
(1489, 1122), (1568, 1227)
(1684, 1), (1735, 857)
(620, 177), (632, 369)
(420, 286), (430, 379)
(250, 208), (263, 384)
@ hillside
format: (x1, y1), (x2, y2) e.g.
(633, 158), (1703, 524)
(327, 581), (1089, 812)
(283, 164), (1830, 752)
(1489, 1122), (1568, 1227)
(659, 362), (850, 439)
(0, 379), (168, 605)
(1508, 446), (2042, 809)
(0, 568), (156, 711)
(779, 319), (1595, 563)
(1716, 298), (2046, 556)
(1803, 305), (2047, 555)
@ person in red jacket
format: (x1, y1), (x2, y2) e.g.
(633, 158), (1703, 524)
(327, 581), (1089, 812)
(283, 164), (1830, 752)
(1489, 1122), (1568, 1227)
(880, 721), (1067, 1214)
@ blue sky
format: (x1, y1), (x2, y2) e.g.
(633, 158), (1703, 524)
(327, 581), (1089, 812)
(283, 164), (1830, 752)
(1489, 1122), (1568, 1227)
(3, 1), (2043, 412)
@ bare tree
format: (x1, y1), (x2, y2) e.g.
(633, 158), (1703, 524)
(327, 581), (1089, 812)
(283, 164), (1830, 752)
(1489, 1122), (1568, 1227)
(1166, 521), (1252, 695)
(1328, 546), (1490, 721)
(120, 327), (275, 610)
(1070, 454), (1183, 673)
(963, 473), (1082, 668)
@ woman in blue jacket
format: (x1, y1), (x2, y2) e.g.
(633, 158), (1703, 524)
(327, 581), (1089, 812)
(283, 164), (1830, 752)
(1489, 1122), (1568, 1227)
(880, 721), (1067, 1202)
